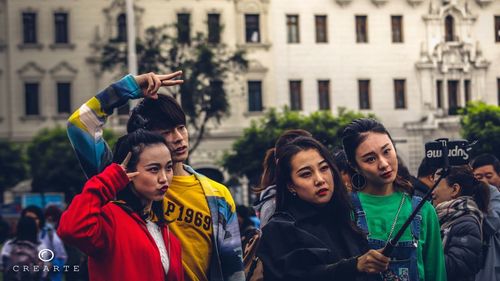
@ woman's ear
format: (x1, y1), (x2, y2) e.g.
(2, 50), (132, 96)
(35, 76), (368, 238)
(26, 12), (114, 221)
(451, 183), (461, 198)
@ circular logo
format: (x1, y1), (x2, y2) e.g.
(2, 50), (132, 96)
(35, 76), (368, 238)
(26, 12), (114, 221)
(38, 249), (54, 262)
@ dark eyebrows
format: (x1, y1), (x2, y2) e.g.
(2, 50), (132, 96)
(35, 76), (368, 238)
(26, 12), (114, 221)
(360, 143), (391, 158)
(296, 159), (328, 174)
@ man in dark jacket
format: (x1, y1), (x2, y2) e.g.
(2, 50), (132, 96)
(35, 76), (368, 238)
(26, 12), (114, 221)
(411, 158), (438, 200)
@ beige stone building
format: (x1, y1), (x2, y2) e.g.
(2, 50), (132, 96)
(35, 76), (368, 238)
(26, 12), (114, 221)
(0, 0), (499, 201)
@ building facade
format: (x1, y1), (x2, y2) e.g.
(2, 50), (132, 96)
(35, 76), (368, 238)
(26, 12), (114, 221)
(0, 0), (499, 196)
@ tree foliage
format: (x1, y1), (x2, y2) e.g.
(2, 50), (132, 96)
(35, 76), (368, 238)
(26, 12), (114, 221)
(460, 101), (500, 159)
(0, 140), (28, 202)
(222, 108), (374, 186)
(99, 25), (248, 153)
(27, 127), (117, 202)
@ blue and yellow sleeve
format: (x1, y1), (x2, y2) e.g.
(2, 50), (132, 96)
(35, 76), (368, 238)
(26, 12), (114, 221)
(67, 74), (142, 178)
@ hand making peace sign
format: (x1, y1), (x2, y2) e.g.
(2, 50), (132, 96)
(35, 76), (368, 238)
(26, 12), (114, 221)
(133, 71), (184, 99)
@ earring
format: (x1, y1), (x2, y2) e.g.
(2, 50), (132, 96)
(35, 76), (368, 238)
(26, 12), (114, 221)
(351, 173), (366, 191)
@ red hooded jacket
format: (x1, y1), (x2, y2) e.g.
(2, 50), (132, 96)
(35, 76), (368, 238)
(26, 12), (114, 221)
(58, 163), (184, 281)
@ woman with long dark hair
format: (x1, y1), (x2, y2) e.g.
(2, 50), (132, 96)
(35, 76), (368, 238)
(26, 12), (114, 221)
(253, 129), (312, 228)
(342, 118), (446, 281)
(58, 130), (184, 281)
(257, 136), (389, 281)
(432, 165), (489, 281)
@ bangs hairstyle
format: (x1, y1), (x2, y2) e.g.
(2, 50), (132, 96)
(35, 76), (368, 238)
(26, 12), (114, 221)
(341, 118), (413, 194)
(274, 136), (355, 228)
(127, 94), (186, 133)
(112, 129), (169, 225)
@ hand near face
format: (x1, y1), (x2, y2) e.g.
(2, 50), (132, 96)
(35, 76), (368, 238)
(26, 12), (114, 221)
(133, 71), (184, 99)
(120, 152), (140, 181)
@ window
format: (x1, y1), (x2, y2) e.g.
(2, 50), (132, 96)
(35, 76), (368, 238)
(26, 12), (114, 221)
(22, 12), (37, 44)
(358, 80), (370, 109)
(394, 79), (406, 109)
(315, 15), (328, 43)
(248, 81), (263, 112)
(208, 14), (221, 44)
(445, 15), (455, 42)
(287, 15), (300, 43)
(495, 16), (500, 42)
(289, 81), (302, 111)
(116, 13), (127, 42)
(177, 13), (191, 44)
(56, 82), (71, 114)
(391, 16), (403, 43)
(245, 14), (260, 43)
(318, 80), (330, 110)
(54, 13), (69, 44)
(448, 80), (459, 115)
(436, 80), (443, 108)
(25, 83), (39, 115)
(464, 80), (471, 104)
(355, 16), (368, 43)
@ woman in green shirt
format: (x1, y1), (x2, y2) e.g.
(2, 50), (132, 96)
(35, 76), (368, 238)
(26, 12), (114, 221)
(342, 118), (446, 281)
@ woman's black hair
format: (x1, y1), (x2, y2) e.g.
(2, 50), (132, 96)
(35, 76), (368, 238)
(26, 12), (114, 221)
(333, 148), (356, 177)
(274, 136), (359, 233)
(15, 217), (38, 244)
(112, 129), (169, 225)
(21, 205), (45, 229)
(255, 129), (313, 194)
(446, 165), (490, 213)
(341, 118), (413, 194)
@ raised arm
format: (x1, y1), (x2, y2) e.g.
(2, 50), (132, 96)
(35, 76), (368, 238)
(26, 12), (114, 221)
(67, 72), (183, 178)
(57, 155), (139, 256)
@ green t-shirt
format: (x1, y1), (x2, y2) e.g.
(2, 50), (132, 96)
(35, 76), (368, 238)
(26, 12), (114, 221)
(358, 192), (447, 281)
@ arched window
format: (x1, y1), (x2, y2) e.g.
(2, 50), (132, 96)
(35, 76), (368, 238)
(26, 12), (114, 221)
(445, 15), (455, 42)
(117, 13), (127, 42)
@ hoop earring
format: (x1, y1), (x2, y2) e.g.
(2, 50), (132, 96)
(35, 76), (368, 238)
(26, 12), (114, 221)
(351, 173), (366, 191)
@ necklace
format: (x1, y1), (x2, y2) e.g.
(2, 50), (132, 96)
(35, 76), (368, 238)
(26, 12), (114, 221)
(385, 194), (406, 244)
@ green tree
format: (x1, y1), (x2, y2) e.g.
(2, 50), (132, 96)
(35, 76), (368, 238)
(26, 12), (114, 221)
(27, 127), (117, 202)
(0, 140), (28, 203)
(99, 25), (248, 153)
(460, 101), (500, 159)
(222, 108), (373, 186)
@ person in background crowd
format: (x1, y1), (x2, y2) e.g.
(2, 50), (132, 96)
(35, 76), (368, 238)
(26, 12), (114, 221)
(257, 136), (390, 281)
(1, 216), (47, 281)
(333, 149), (355, 193)
(471, 154), (500, 189)
(408, 157), (439, 200)
(20, 205), (68, 281)
(58, 129), (184, 281)
(342, 118), (446, 281)
(253, 129), (312, 228)
(67, 71), (244, 281)
(40, 205), (68, 281)
(0, 215), (10, 245)
(236, 205), (258, 249)
(432, 165), (490, 281)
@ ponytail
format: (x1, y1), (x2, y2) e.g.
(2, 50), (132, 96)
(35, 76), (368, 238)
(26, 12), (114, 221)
(447, 165), (490, 213)
(471, 178), (490, 214)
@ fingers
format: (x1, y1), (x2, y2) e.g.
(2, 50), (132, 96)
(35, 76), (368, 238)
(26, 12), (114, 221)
(161, 79), (184, 86)
(357, 249), (389, 274)
(157, 70), (183, 81)
(120, 152), (132, 169)
(126, 171), (140, 180)
(150, 75), (162, 99)
(146, 73), (154, 96)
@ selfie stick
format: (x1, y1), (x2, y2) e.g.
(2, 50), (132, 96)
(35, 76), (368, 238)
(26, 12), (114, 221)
(381, 142), (450, 256)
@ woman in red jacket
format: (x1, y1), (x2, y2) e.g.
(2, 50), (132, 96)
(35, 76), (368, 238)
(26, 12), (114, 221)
(58, 129), (184, 281)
